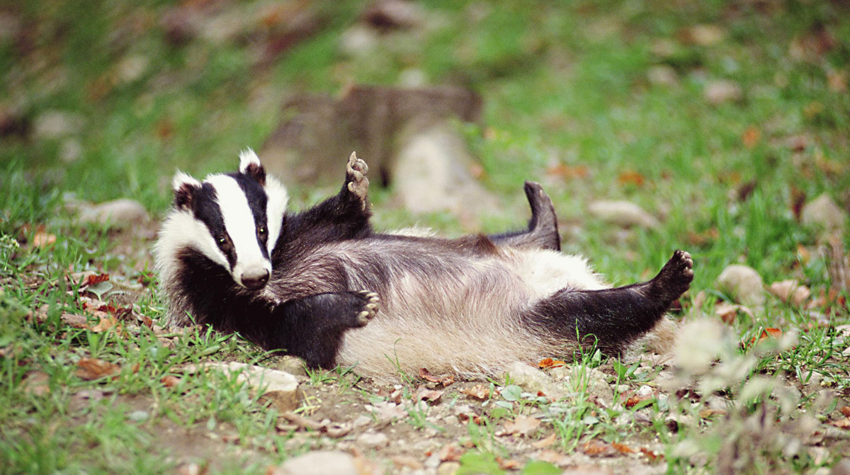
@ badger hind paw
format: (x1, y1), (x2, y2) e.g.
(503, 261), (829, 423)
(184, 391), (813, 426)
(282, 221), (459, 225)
(650, 250), (694, 303)
(354, 290), (380, 326)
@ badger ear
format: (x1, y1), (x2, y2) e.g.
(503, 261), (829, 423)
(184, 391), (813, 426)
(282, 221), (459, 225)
(239, 149), (266, 186)
(172, 171), (201, 210)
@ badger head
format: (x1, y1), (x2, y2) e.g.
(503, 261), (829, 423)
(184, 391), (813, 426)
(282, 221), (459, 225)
(155, 150), (288, 292)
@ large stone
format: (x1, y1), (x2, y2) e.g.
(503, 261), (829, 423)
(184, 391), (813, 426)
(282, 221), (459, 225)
(77, 199), (150, 228)
(184, 362), (301, 412)
(801, 193), (847, 231)
(278, 450), (358, 475)
(587, 200), (659, 229)
(716, 264), (765, 307)
(393, 124), (499, 219)
(503, 362), (565, 400)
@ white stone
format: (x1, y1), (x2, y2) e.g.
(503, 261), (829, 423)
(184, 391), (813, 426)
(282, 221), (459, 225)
(801, 194), (847, 231)
(504, 362), (565, 400)
(77, 199), (150, 228)
(184, 362), (301, 412)
(716, 264), (765, 307)
(278, 450), (357, 475)
(587, 200), (659, 228)
(356, 431), (389, 448)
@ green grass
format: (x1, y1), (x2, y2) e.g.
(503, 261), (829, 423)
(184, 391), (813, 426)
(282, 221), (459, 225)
(1, 0), (849, 472)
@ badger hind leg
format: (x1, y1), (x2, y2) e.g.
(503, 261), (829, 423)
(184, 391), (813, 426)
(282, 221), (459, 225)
(526, 250), (693, 354)
(490, 181), (561, 251)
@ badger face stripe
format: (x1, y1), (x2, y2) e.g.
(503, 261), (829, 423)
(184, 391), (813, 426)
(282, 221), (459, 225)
(205, 174), (272, 288)
(232, 173), (270, 256)
(191, 182), (237, 269)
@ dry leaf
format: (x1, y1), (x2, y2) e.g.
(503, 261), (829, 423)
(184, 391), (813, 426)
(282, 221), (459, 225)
(438, 443), (464, 462)
(612, 442), (635, 454)
(32, 230), (56, 248)
(367, 401), (407, 422)
(91, 314), (119, 333)
(547, 163), (589, 179)
(840, 406), (850, 417)
(532, 450), (571, 466)
(538, 357), (566, 369)
(532, 432), (558, 449)
(84, 273), (110, 286)
(828, 418), (850, 430)
(769, 280), (811, 306)
(640, 447), (664, 462)
(418, 368), (454, 386)
(504, 415), (541, 437)
(748, 328), (783, 347)
(416, 387), (444, 403)
(161, 375), (181, 388)
(742, 126), (761, 149)
(581, 440), (614, 457)
(617, 170), (645, 187)
(496, 457), (521, 470)
(75, 358), (120, 381)
(61, 313), (90, 329)
(460, 384), (490, 400)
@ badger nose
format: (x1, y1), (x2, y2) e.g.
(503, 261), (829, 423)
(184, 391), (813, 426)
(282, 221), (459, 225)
(241, 269), (270, 290)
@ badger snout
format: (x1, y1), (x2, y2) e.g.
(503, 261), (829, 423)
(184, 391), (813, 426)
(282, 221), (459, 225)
(240, 268), (270, 290)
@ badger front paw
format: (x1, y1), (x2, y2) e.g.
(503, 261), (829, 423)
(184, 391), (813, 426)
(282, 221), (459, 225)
(346, 152), (370, 210)
(353, 290), (380, 327)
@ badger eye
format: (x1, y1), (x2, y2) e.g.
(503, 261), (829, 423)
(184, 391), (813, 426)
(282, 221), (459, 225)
(258, 226), (267, 236)
(217, 236), (227, 245)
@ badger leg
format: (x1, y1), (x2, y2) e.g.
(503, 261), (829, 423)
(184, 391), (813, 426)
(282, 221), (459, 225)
(526, 250), (693, 354)
(271, 291), (380, 369)
(489, 181), (561, 251)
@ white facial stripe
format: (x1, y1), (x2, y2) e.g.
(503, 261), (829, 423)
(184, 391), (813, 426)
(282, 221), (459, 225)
(154, 210), (230, 277)
(264, 175), (288, 255)
(206, 174), (271, 283)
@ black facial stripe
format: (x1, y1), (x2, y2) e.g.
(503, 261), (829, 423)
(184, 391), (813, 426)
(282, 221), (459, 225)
(192, 183), (237, 269)
(231, 172), (270, 260)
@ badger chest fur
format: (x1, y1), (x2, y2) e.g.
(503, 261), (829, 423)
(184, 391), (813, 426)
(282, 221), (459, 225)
(155, 151), (693, 379)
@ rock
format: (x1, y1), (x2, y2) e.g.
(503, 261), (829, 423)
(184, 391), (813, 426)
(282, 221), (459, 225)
(77, 199), (150, 228)
(801, 194), (847, 231)
(437, 462), (461, 475)
(704, 80), (742, 105)
(673, 318), (727, 375)
(716, 264), (765, 307)
(504, 362), (565, 400)
(587, 200), (659, 228)
(394, 124), (500, 220)
(356, 431), (389, 448)
(273, 355), (307, 377)
(278, 450), (358, 475)
(339, 25), (380, 57)
(184, 362), (301, 412)
(32, 110), (83, 140)
(768, 280), (811, 306)
(647, 65), (679, 87)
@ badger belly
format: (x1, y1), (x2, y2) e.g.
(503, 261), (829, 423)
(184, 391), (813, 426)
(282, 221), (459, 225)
(335, 248), (608, 379)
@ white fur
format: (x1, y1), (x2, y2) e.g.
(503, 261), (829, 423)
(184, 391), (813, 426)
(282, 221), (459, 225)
(154, 210), (230, 286)
(205, 174), (272, 286)
(172, 171), (201, 190)
(264, 175), (288, 256)
(238, 149), (261, 174)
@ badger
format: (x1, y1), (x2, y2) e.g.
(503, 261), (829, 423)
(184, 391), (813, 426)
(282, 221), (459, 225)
(155, 150), (693, 379)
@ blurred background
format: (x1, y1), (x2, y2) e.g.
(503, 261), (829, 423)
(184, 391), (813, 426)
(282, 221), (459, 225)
(1, 0), (848, 282)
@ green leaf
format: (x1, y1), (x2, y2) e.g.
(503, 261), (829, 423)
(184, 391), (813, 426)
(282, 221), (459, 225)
(501, 385), (523, 402)
(521, 460), (561, 475)
(457, 452), (504, 475)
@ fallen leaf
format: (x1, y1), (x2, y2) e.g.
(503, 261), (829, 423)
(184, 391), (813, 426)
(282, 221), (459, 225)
(32, 230), (56, 248)
(769, 280), (811, 306)
(715, 301), (753, 325)
(504, 415), (541, 437)
(75, 358), (120, 381)
(547, 163), (589, 179)
(91, 314), (119, 333)
(416, 387), (444, 403)
(366, 401), (407, 422)
(617, 170), (645, 187)
(532, 450), (571, 466)
(640, 447), (664, 462)
(612, 442), (635, 454)
(742, 126), (761, 149)
(625, 394), (653, 408)
(438, 443), (464, 462)
(418, 368), (454, 386)
(161, 375), (181, 388)
(496, 457), (521, 470)
(581, 439), (614, 457)
(84, 273), (110, 286)
(538, 357), (566, 369)
(828, 418), (850, 430)
(840, 406), (850, 417)
(460, 384), (490, 400)
(748, 328), (783, 347)
(532, 432), (557, 449)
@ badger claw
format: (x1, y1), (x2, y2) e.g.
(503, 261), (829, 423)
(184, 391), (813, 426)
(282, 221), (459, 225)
(346, 152), (370, 210)
(354, 290), (380, 326)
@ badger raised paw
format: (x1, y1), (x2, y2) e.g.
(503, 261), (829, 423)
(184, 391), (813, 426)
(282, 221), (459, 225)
(354, 290), (380, 326)
(346, 152), (370, 210)
(648, 250), (694, 303)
